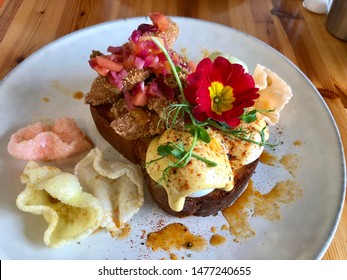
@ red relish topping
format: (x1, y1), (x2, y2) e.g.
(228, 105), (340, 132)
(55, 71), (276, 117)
(89, 18), (177, 75)
(124, 79), (170, 109)
(137, 23), (158, 34)
(89, 13), (181, 109)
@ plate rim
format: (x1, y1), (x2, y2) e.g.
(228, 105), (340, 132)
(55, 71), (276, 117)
(0, 16), (346, 260)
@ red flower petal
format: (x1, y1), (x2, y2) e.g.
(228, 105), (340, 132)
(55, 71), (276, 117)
(184, 56), (260, 127)
(212, 57), (235, 83)
(192, 105), (209, 122)
(195, 57), (213, 73)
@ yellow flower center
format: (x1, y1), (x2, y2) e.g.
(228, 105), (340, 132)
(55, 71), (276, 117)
(208, 81), (235, 114)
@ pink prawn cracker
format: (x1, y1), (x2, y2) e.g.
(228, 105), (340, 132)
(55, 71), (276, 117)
(8, 117), (94, 161)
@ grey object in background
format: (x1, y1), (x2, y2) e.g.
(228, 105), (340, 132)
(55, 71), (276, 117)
(326, 0), (347, 41)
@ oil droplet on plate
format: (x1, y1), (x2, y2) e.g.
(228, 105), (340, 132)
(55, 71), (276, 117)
(146, 223), (207, 252)
(259, 150), (279, 166)
(210, 234), (227, 246)
(293, 140), (303, 146)
(73, 91), (84, 100)
(221, 224), (229, 231)
(279, 154), (302, 177)
(222, 180), (256, 242)
(260, 150), (302, 177)
(170, 253), (179, 260)
(222, 179), (303, 242)
(253, 180), (303, 221)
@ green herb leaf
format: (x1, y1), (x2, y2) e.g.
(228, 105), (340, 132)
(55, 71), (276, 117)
(157, 145), (174, 156)
(188, 125), (211, 143)
(149, 139), (218, 186)
(239, 109), (257, 123)
(157, 143), (185, 159)
(170, 143), (186, 158)
(260, 126), (267, 143)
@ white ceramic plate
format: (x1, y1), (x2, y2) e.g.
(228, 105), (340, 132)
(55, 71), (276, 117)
(0, 17), (345, 260)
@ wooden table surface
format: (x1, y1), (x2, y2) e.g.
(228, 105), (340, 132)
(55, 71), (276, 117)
(0, 0), (346, 260)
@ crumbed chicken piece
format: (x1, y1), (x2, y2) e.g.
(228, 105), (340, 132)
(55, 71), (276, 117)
(163, 69), (189, 92)
(85, 77), (120, 106)
(87, 14), (187, 138)
(85, 68), (151, 106)
(110, 111), (164, 141)
(108, 99), (163, 140)
(142, 15), (179, 48)
(109, 99), (128, 118)
(109, 94), (187, 140)
(147, 97), (185, 130)
(85, 50), (186, 106)
(161, 19), (179, 48)
(109, 98), (171, 140)
(147, 96), (172, 113)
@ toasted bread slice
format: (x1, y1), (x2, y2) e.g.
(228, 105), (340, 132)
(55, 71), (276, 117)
(90, 104), (258, 217)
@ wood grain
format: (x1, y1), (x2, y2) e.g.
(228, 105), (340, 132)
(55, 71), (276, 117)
(0, 0), (346, 259)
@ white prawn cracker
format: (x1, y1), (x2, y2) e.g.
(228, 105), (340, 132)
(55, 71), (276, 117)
(75, 147), (144, 237)
(253, 64), (293, 126)
(16, 161), (103, 248)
